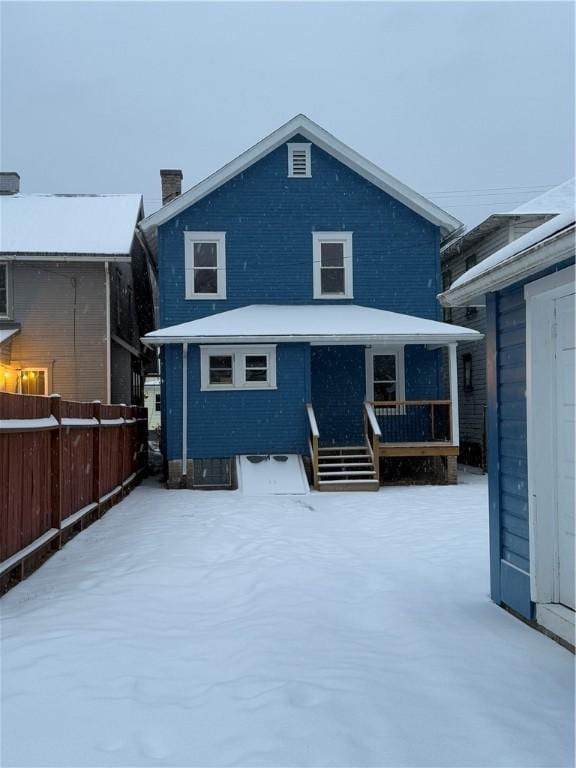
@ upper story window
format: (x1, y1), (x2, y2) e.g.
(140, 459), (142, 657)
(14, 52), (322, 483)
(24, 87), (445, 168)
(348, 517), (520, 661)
(200, 345), (277, 391)
(184, 232), (226, 300)
(288, 143), (311, 178)
(313, 232), (353, 299)
(0, 263), (8, 317)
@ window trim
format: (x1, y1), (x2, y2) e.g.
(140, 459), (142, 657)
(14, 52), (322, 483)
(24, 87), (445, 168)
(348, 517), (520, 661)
(365, 346), (406, 414)
(312, 232), (353, 300)
(287, 142), (311, 178)
(200, 345), (277, 391)
(20, 367), (48, 396)
(184, 232), (226, 300)
(0, 262), (10, 318)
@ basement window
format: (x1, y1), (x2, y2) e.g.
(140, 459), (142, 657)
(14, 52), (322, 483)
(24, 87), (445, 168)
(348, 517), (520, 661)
(288, 143), (311, 178)
(201, 346), (277, 391)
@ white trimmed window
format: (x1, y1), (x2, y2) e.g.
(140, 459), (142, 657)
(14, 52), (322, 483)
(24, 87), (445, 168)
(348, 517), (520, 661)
(288, 143), (311, 178)
(200, 345), (277, 391)
(0, 263), (8, 317)
(184, 232), (226, 299)
(313, 232), (353, 299)
(365, 347), (405, 405)
(20, 368), (48, 396)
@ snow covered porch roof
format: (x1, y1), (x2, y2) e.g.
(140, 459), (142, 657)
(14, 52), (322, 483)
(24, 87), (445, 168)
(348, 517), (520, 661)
(143, 305), (482, 345)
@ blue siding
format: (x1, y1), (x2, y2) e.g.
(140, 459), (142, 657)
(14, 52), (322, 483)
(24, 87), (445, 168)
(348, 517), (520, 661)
(174, 343), (311, 459)
(158, 135), (440, 328)
(487, 257), (575, 618)
(158, 133), (446, 463)
(311, 346), (366, 445)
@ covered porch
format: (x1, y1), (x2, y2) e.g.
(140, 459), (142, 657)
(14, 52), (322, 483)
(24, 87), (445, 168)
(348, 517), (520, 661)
(144, 304), (481, 491)
(306, 342), (461, 491)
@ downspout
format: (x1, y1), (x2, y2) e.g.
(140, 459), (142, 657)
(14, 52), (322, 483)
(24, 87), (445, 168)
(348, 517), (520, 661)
(448, 342), (459, 446)
(182, 342), (188, 479)
(105, 261), (112, 404)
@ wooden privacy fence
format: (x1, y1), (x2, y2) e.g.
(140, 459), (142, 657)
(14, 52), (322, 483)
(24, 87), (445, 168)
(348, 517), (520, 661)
(0, 392), (148, 591)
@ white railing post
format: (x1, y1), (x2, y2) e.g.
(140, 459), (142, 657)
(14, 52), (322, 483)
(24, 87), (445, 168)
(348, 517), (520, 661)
(448, 343), (459, 446)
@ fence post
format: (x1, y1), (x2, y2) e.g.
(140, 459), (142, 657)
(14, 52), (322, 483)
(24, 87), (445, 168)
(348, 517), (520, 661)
(120, 404), (128, 493)
(49, 395), (63, 540)
(92, 401), (102, 516)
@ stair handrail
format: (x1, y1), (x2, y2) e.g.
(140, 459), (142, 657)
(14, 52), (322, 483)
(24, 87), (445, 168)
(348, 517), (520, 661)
(364, 401), (381, 484)
(306, 403), (320, 490)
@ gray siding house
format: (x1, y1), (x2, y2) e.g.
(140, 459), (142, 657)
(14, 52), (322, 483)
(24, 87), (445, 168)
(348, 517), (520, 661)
(0, 173), (157, 404)
(440, 179), (573, 467)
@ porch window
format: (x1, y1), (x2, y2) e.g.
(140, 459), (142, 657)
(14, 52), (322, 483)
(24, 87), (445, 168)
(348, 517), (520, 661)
(201, 345), (277, 391)
(0, 263), (8, 317)
(184, 232), (226, 300)
(20, 368), (47, 396)
(313, 232), (353, 299)
(366, 347), (405, 408)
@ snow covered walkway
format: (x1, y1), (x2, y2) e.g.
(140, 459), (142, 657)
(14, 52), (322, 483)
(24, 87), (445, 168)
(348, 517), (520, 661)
(1, 473), (573, 767)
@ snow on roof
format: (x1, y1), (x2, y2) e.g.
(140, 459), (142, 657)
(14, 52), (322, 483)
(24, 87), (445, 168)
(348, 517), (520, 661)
(145, 304), (482, 344)
(0, 194), (142, 255)
(441, 179), (574, 258)
(510, 178), (575, 215)
(448, 209), (575, 292)
(0, 327), (19, 346)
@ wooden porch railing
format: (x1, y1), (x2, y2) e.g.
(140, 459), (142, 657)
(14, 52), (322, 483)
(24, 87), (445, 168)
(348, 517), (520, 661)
(306, 403), (320, 490)
(369, 400), (453, 445)
(363, 402), (381, 483)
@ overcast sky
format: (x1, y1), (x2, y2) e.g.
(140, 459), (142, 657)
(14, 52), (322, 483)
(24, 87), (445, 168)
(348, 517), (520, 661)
(1, 1), (574, 227)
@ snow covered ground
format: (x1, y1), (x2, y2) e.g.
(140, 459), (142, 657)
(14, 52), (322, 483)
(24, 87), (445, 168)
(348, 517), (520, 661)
(1, 473), (573, 767)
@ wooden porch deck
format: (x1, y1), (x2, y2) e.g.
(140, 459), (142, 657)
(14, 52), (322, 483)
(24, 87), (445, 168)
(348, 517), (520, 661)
(307, 400), (459, 491)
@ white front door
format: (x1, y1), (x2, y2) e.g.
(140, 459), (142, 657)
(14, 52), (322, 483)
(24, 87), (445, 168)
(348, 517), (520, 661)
(555, 291), (575, 610)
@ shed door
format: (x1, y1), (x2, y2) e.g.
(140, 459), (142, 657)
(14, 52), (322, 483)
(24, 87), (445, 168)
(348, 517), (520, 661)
(555, 291), (575, 610)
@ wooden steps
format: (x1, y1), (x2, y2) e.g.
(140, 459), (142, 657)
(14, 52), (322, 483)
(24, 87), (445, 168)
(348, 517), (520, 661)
(316, 445), (379, 491)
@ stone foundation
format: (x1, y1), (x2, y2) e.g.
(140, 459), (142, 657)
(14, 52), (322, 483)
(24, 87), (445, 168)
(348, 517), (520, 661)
(445, 455), (458, 484)
(167, 460), (185, 489)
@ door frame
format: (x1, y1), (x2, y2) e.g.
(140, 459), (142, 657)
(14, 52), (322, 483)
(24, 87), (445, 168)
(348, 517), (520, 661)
(364, 345), (406, 404)
(525, 265), (574, 605)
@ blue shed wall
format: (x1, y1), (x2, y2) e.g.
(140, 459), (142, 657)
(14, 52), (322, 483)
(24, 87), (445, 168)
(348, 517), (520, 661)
(487, 257), (575, 619)
(157, 134), (441, 328)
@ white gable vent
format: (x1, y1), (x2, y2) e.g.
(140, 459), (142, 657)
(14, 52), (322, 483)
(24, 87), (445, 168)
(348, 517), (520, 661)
(288, 143), (311, 178)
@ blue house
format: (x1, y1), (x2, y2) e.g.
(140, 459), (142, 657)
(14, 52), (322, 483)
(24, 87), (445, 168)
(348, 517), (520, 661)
(441, 203), (575, 647)
(139, 115), (480, 491)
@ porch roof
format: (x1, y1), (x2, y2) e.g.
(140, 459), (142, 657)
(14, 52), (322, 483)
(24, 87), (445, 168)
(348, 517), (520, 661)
(144, 305), (482, 345)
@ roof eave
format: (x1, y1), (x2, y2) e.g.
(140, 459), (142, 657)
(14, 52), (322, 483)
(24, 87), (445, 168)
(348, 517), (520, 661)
(142, 332), (482, 346)
(140, 114), (461, 237)
(439, 225), (576, 307)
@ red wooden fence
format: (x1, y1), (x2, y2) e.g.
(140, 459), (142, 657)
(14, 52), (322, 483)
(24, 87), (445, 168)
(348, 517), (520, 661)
(0, 392), (148, 589)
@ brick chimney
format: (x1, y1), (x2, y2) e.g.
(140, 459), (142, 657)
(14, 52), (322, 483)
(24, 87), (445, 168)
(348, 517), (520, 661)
(160, 169), (182, 205)
(0, 172), (20, 195)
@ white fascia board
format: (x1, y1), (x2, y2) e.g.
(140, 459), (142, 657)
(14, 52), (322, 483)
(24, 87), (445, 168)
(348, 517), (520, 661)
(141, 332), (482, 346)
(140, 114), (461, 236)
(439, 225), (575, 307)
